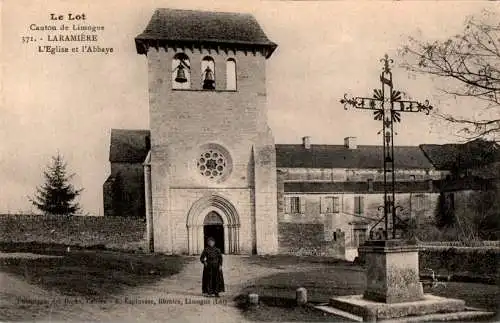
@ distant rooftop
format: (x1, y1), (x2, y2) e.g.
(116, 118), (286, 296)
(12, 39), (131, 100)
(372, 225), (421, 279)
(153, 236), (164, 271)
(275, 144), (433, 169)
(135, 8), (277, 57)
(421, 139), (500, 170)
(109, 129), (150, 163)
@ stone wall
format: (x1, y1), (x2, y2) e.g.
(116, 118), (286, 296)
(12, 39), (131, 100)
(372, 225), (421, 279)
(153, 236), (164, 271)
(278, 222), (345, 257)
(0, 214), (145, 248)
(147, 47), (268, 190)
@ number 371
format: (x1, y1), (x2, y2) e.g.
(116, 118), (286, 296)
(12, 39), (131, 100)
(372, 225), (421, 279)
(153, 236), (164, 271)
(22, 36), (36, 43)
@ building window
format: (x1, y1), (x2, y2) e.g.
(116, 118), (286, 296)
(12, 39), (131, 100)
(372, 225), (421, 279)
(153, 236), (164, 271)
(172, 53), (190, 89)
(285, 196), (305, 214)
(226, 58), (236, 90)
(367, 179), (374, 192)
(201, 56), (215, 90)
(354, 196), (364, 215)
(290, 197), (300, 213)
(195, 143), (232, 183)
(321, 196), (340, 213)
(197, 149), (228, 180)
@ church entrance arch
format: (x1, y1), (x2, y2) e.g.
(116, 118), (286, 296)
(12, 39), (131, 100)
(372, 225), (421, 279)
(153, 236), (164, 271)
(186, 194), (240, 255)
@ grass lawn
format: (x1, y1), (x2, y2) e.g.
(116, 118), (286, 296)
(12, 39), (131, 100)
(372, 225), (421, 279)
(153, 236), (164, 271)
(244, 254), (359, 269)
(0, 249), (186, 297)
(234, 256), (499, 322)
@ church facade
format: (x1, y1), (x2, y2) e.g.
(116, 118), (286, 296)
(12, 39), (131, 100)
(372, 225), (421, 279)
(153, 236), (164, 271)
(116, 8), (278, 255)
(103, 9), (497, 258)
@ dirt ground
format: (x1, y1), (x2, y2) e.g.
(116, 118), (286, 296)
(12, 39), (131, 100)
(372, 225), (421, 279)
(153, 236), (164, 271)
(0, 253), (286, 322)
(1, 252), (497, 322)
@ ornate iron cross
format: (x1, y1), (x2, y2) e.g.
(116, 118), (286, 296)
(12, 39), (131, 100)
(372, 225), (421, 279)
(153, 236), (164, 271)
(340, 54), (433, 240)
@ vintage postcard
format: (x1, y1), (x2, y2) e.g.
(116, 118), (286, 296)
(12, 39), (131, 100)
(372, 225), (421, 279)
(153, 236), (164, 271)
(1, 1), (499, 322)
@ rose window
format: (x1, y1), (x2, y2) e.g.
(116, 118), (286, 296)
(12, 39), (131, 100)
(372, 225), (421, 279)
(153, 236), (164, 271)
(197, 150), (227, 179)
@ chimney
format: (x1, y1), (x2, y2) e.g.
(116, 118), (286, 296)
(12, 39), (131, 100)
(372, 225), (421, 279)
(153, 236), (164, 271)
(302, 136), (311, 149)
(344, 136), (357, 149)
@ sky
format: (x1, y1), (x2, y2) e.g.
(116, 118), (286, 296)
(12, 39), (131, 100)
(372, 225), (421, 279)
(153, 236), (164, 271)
(1, 0), (498, 215)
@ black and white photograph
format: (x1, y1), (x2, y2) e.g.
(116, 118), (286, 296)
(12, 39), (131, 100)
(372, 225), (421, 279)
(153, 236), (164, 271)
(1, 1), (499, 322)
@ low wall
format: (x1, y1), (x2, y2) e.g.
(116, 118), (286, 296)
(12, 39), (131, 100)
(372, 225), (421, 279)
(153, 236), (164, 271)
(419, 246), (499, 283)
(419, 240), (500, 248)
(278, 222), (345, 257)
(356, 243), (499, 283)
(0, 214), (145, 249)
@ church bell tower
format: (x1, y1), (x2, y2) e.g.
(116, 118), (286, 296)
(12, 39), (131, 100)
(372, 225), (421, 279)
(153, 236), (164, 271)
(135, 8), (278, 255)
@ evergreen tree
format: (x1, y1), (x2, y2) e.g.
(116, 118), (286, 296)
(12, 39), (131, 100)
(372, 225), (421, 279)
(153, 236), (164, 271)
(30, 153), (83, 216)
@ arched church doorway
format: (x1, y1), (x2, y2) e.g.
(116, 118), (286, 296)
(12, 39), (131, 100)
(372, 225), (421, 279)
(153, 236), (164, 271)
(186, 194), (240, 255)
(203, 211), (225, 253)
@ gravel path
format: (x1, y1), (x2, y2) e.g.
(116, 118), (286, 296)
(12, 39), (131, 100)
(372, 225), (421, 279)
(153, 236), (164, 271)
(1, 255), (285, 322)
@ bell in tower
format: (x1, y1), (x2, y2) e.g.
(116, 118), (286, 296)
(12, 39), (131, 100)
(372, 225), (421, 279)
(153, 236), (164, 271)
(175, 63), (188, 83)
(203, 66), (215, 90)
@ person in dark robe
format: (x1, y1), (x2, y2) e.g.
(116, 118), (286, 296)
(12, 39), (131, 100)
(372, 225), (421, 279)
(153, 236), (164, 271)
(200, 237), (225, 297)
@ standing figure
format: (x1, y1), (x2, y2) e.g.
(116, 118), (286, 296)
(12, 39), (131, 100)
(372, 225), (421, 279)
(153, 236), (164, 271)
(200, 237), (225, 297)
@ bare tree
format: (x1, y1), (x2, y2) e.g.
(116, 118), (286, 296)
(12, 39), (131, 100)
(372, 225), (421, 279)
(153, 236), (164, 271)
(400, 10), (500, 141)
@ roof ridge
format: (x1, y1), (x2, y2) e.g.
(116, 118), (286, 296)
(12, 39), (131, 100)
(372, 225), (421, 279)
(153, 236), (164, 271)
(154, 8), (254, 17)
(135, 8), (277, 57)
(111, 128), (150, 133)
(275, 143), (422, 148)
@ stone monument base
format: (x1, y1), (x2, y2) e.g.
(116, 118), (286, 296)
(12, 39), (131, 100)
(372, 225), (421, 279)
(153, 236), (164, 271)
(318, 239), (495, 321)
(360, 239), (424, 303)
(329, 294), (465, 321)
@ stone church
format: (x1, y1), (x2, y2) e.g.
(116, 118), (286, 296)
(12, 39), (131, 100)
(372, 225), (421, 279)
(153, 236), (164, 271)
(103, 8), (497, 258)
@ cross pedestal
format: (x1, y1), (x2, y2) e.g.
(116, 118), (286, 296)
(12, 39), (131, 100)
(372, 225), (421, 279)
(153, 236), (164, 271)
(361, 239), (423, 304)
(328, 239), (472, 322)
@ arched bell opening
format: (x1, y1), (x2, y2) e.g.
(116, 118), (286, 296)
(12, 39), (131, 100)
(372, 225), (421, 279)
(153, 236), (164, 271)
(201, 56), (215, 90)
(172, 53), (191, 89)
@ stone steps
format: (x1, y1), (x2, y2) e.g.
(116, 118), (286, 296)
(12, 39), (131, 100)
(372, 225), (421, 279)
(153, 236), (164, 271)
(315, 303), (495, 322)
(318, 294), (496, 322)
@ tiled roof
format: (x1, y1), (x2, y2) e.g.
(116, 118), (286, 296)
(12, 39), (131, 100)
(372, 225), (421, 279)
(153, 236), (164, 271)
(135, 8), (277, 57)
(109, 129), (150, 163)
(419, 144), (460, 170)
(420, 139), (500, 170)
(275, 144), (433, 169)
